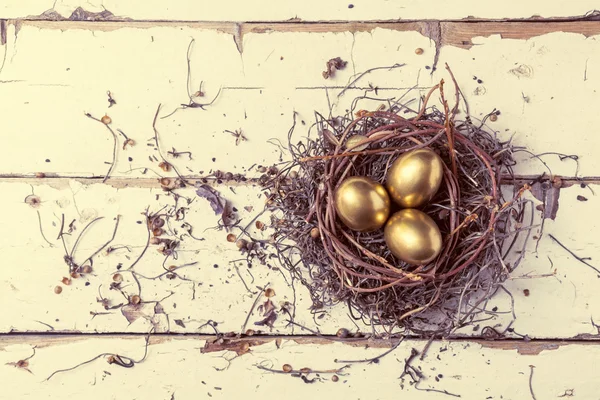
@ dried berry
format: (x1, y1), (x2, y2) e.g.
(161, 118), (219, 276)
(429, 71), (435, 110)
(489, 114), (498, 122)
(70, 272), (81, 279)
(310, 227), (320, 239)
(112, 273), (123, 283)
(54, 286), (63, 294)
(236, 239), (247, 249)
(415, 48), (424, 55)
(158, 161), (171, 172)
(255, 221), (265, 230)
(61, 277), (71, 286)
(282, 364), (293, 373)
(101, 115), (112, 125)
(300, 367), (311, 374)
(130, 295), (141, 305)
(336, 328), (350, 338)
(265, 288), (276, 298)
(245, 329), (255, 336)
(82, 265), (93, 274)
(152, 228), (164, 237)
(332, 375), (339, 382)
(227, 233), (236, 242)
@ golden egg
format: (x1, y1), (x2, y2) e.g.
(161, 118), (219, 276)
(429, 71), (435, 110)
(334, 176), (390, 232)
(386, 148), (444, 208)
(345, 135), (369, 151)
(384, 209), (442, 265)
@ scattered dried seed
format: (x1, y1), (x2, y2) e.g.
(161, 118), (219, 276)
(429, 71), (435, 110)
(152, 228), (164, 237)
(577, 195), (588, 202)
(282, 364), (293, 373)
(158, 162), (171, 172)
(255, 221), (265, 230)
(227, 233), (237, 242)
(54, 286), (63, 294)
(415, 48), (424, 55)
(113, 273), (123, 283)
(523, 289), (530, 297)
(70, 272), (81, 279)
(159, 177), (172, 187)
(81, 265), (93, 274)
(300, 367), (311, 374)
(61, 277), (71, 286)
(332, 375), (339, 382)
(310, 227), (320, 239)
(336, 328), (350, 338)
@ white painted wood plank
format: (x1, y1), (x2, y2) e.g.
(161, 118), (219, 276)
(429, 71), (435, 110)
(0, 335), (597, 400)
(1, 23), (599, 177)
(2, 0), (598, 21)
(2, 179), (599, 339)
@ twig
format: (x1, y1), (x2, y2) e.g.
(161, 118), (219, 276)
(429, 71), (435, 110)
(414, 382), (461, 398)
(36, 210), (54, 247)
(240, 283), (269, 333)
(528, 365), (537, 400)
(46, 334), (151, 381)
(335, 338), (404, 364)
(549, 234), (600, 274)
(85, 113), (119, 183)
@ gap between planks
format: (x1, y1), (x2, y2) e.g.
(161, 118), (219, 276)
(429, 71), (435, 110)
(0, 175), (598, 190)
(1, 333), (600, 356)
(1, 20), (600, 51)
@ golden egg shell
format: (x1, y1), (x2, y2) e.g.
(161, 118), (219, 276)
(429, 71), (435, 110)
(334, 176), (390, 232)
(384, 209), (442, 265)
(386, 148), (444, 208)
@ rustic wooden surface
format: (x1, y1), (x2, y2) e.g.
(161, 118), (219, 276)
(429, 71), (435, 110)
(2, 14), (600, 400)
(2, 0), (600, 21)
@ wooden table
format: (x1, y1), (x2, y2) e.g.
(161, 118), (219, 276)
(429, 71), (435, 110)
(1, 2), (600, 399)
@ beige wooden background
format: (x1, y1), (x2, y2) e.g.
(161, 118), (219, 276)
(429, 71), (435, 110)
(2, 2), (600, 399)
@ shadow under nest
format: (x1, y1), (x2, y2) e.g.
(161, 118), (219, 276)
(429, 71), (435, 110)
(262, 78), (533, 337)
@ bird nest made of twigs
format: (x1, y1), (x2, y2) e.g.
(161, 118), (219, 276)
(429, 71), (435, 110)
(262, 75), (531, 336)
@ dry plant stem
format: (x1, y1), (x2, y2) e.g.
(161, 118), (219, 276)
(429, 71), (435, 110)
(240, 283), (270, 334)
(152, 104), (188, 185)
(46, 334), (150, 381)
(85, 113), (118, 183)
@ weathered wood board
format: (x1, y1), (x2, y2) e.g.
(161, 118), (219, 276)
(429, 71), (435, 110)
(1, 22), (599, 177)
(2, 0), (600, 21)
(1, 335), (598, 400)
(2, 15), (600, 400)
(2, 178), (599, 339)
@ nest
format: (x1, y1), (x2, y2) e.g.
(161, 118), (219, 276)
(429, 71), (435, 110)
(263, 76), (531, 336)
